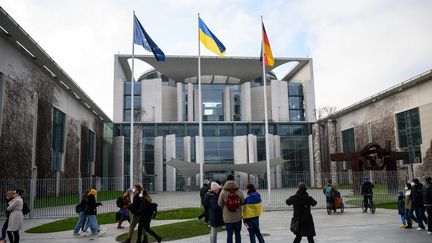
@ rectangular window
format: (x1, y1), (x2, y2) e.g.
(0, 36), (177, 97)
(396, 108), (422, 164)
(342, 128), (355, 169)
(52, 108), (65, 171)
(288, 83), (305, 121)
(88, 130), (95, 175)
(123, 81), (141, 122)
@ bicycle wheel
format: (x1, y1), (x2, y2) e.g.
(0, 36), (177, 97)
(361, 200), (366, 212)
(370, 201), (376, 214)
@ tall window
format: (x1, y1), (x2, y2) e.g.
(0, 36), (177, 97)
(396, 108), (422, 164)
(123, 81), (142, 122)
(288, 83), (305, 121)
(342, 128), (355, 169)
(88, 130), (95, 175)
(52, 108), (65, 171)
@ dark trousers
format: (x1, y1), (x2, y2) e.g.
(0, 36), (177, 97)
(427, 207), (432, 232)
(1, 217), (8, 239)
(363, 195), (372, 210)
(245, 217), (265, 243)
(137, 217), (161, 243)
(414, 207), (427, 229)
(226, 221), (242, 243)
(293, 234), (314, 243)
(7, 230), (19, 243)
(197, 205), (209, 222)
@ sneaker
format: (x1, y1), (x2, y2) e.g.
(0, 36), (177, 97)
(416, 227), (425, 231)
(428, 231), (432, 235)
(73, 232), (80, 236)
(195, 217), (200, 222)
(98, 231), (106, 237)
(399, 224), (406, 228)
(405, 225), (413, 229)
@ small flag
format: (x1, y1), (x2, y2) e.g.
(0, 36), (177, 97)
(199, 17), (226, 56)
(262, 22), (274, 67)
(134, 15), (165, 61)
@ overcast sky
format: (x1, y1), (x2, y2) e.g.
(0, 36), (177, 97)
(1, 0), (431, 119)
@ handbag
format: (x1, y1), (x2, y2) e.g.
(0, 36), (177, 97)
(290, 216), (300, 233)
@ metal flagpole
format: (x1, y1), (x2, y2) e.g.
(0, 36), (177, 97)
(129, 11), (136, 189)
(261, 16), (272, 201)
(198, 13), (204, 187)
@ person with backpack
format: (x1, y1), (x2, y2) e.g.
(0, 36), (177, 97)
(83, 189), (105, 237)
(218, 174), (244, 243)
(204, 181), (224, 243)
(116, 192), (131, 229)
(422, 176), (432, 235)
(243, 184), (265, 243)
(136, 190), (162, 243)
(73, 190), (89, 236)
(361, 176), (374, 212)
(6, 189), (24, 243)
(0, 191), (14, 243)
(322, 179), (336, 211)
(122, 184), (143, 243)
(397, 190), (407, 228)
(196, 180), (210, 223)
(286, 182), (317, 243)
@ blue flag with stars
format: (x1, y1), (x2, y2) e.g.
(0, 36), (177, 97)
(134, 15), (165, 61)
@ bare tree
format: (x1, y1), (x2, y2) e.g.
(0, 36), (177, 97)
(316, 106), (338, 120)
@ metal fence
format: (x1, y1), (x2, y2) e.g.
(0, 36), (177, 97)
(0, 170), (430, 219)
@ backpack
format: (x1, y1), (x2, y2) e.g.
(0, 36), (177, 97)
(225, 191), (240, 212)
(325, 186), (333, 198)
(75, 203), (82, 214)
(22, 202), (30, 215)
(116, 197), (124, 208)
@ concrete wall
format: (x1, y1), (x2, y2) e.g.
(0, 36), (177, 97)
(234, 135), (248, 189)
(112, 136), (124, 190)
(290, 62), (316, 122)
(165, 134), (176, 191)
(162, 85), (177, 121)
(241, 82), (251, 121)
(141, 79), (162, 122)
(251, 85), (271, 121)
(113, 56), (126, 123)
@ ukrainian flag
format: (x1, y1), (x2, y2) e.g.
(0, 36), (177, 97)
(199, 17), (226, 56)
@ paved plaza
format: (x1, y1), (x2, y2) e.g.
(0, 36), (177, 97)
(9, 208), (431, 243)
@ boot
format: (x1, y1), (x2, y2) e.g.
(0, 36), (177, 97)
(142, 235), (149, 243)
(156, 235), (162, 243)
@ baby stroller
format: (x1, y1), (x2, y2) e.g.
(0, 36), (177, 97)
(326, 191), (345, 215)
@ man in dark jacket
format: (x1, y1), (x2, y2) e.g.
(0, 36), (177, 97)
(422, 176), (432, 234)
(286, 182), (317, 243)
(122, 184), (143, 243)
(411, 178), (427, 230)
(196, 180), (210, 223)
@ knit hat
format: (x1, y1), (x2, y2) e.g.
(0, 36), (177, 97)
(210, 182), (221, 191)
(89, 189), (97, 196)
(246, 183), (255, 190)
(227, 174), (235, 181)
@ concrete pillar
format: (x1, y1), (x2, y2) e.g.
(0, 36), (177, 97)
(247, 134), (258, 186)
(184, 136), (191, 188)
(234, 136), (248, 189)
(312, 123), (322, 188)
(279, 81), (289, 121)
(194, 88), (199, 121)
(308, 134), (315, 187)
(177, 82), (183, 121)
(224, 86), (231, 121)
(166, 134), (176, 192)
(195, 136), (204, 186)
(241, 82), (251, 121)
(187, 83), (194, 121)
(29, 93), (38, 217)
(267, 134), (276, 188)
(327, 119), (338, 184)
(274, 135), (282, 188)
(154, 136), (163, 192)
(113, 136), (125, 191)
(270, 80), (279, 122)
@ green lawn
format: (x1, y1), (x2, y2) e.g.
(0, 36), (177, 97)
(344, 194), (398, 209)
(25, 208), (202, 233)
(33, 191), (123, 208)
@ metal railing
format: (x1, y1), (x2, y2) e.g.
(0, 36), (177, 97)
(0, 170), (429, 218)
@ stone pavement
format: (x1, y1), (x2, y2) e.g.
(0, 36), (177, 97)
(7, 208), (431, 242)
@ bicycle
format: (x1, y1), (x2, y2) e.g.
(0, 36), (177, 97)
(361, 194), (376, 214)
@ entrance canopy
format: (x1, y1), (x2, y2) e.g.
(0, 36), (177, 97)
(166, 158), (288, 177)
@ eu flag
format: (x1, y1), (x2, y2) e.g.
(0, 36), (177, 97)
(134, 15), (165, 61)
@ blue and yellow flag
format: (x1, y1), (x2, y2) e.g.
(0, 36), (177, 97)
(199, 17), (226, 56)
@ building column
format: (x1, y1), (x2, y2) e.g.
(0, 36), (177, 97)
(267, 134), (275, 188)
(274, 135), (282, 188)
(312, 123), (322, 188)
(327, 119), (338, 184)
(241, 82), (251, 121)
(154, 136), (163, 192)
(224, 86), (231, 121)
(165, 134), (176, 192)
(184, 136), (191, 188)
(248, 134), (258, 186)
(234, 135), (248, 189)
(113, 136), (124, 191)
(195, 136), (203, 186)
(187, 83), (194, 121)
(177, 82), (183, 121)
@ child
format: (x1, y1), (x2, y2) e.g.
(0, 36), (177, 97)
(116, 192), (131, 229)
(397, 190), (407, 228)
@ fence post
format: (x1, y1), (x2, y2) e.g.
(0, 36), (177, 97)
(29, 177), (36, 219)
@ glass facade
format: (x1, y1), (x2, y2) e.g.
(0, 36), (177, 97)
(52, 107), (65, 171)
(396, 108), (422, 164)
(288, 83), (305, 121)
(123, 81), (142, 122)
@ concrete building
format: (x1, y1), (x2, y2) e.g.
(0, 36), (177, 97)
(113, 55), (317, 191)
(317, 69), (432, 180)
(0, 7), (112, 183)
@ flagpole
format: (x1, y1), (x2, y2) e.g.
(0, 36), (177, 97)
(198, 13), (204, 187)
(261, 16), (272, 201)
(129, 11), (136, 189)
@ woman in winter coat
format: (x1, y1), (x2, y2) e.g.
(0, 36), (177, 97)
(204, 182), (224, 243)
(136, 191), (161, 243)
(1, 191), (14, 242)
(7, 190), (24, 243)
(286, 182), (317, 243)
(243, 183), (265, 243)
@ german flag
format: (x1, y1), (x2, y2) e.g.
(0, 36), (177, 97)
(262, 23), (274, 67)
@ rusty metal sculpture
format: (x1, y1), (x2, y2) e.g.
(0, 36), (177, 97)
(330, 141), (408, 194)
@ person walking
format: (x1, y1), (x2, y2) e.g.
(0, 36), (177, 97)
(197, 180), (210, 223)
(218, 174), (244, 243)
(204, 181), (224, 243)
(6, 190), (24, 243)
(122, 184), (143, 243)
(116, 191), (131, 229)
(422, 176), (432, 235)
(286, 182), (317, 243)
(361, 176), (374, 212)
(73, 190), (89, 236)
(243, 184), (265, 243)
(411, 178), (427, 231)
(136, 190), (161, 243)
(83, 189), (105, 237)
(0, 191), (14, 243)
(397, 190), (407, 228)
(404, 182), (417, 229)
